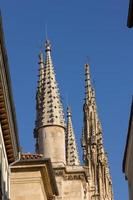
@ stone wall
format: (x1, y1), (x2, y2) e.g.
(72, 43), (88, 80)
(54, 166), (88, 200)
(11, 169), (47, 200)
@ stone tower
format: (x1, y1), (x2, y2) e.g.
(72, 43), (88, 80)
(34, 40), (114, 200)
(34, 40), (66, 165)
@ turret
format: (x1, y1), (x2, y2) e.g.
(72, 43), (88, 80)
(34, 40), (66, 165)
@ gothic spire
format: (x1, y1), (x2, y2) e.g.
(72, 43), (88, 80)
(82, 63), (114, 199)
(85, 63), (93, 103)
(35, 40), (65, 131)
(66, 107), (80, 166)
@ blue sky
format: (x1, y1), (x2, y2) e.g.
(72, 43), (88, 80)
(1, 0), (132, 199)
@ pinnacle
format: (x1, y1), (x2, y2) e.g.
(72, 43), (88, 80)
(66, 106), (80, 166)
(82, 62), (113, 199)
(85, 63), (97, 105)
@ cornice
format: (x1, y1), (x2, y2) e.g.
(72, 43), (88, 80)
(54, 165), (88, 182)
(0, 15), (20, 163)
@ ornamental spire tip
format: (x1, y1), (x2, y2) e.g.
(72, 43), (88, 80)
(45, 39), (51, 52)
(67, 106), (72, 117)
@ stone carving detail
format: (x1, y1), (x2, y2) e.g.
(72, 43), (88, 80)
(55, 169), (86, 181)
(54, 170), (64, 177)
(63, 174), (85, 181)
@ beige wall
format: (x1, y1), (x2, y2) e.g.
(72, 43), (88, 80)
(63, 180), (84, 200)
(11, 169), (47, 200)
(55, 177), (86, 200)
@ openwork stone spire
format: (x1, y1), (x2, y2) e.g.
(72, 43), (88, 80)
(35, 40), (65, 130)
(82, 63), (114, 200)
(85, 63), (92, 103)
(66, 107), (80, 166)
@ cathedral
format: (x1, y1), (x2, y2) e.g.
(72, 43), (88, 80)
(31, 39), (114, 200)
(0, 14), (113, 200)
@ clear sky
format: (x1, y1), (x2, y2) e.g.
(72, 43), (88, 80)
(1, 0), (132, 199)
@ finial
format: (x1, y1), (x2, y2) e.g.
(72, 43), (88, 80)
(45, 24), (48, 41)
(45, 39), (51, 52)
(44, 24), (51, 52)
(84, 63), (92, 102)
(67, 106), (72, 118)
(85, 63), (91, 85)
(86, 56), (90, 64)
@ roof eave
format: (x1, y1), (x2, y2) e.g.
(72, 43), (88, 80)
(122, 97), (133, 173)
(0, 14), (20, 162)
(127, 0), (133, 28)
